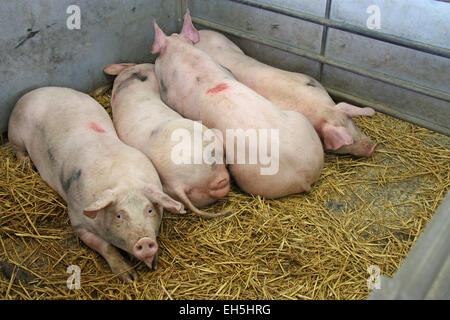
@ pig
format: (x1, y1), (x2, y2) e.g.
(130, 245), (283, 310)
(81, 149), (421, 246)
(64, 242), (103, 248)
(150, 11), (324, 199)
(194, 30), (377, 157)
(8, 87), (186, 282)
(103, 62), (231, 218)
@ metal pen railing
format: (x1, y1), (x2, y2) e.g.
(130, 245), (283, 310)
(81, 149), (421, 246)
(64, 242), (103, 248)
(229, 0), (450, 59)
(184, 0), (450, 135)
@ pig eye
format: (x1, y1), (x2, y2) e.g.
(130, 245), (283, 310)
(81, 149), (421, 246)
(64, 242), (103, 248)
(115, 210), (126, 221)
(147, 206), (157, 216)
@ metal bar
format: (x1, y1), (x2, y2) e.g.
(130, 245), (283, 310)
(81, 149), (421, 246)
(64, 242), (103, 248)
(318, 0), (332, 82)
(180, 0), (187, 29)
(192, 16), (450, 103)
(228, 0), (450, 59)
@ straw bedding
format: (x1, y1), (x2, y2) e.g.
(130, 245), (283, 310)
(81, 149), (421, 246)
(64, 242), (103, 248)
(0, 85), (448, 300)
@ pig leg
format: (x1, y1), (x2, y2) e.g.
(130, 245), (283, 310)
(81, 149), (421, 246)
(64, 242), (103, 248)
(74, 226), (138, 283)
(335, 102), (375, 117)
(8, 129), (29, 162)
(12, 144), (29, 162)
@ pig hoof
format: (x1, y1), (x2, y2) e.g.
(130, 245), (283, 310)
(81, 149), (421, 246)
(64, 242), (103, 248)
(13, 149), (29, 162)
(110, 260), (138, 283)
(118, 269), (138, 283)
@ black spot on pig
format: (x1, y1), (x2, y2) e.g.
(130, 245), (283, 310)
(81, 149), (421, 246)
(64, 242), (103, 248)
(39, 128), (57, 165)
(61, 168), (82, 193)
(150, 128), (159, 137)
(159, 78), (168, 100)
(47, 147), (56, 164)
(219, 64), (234, 78)
(306, 79), (317, 87)
(38, 125), (46, 137)
(271, 24), (280, 30)
(130, 72), (148, 82)
(116, 72), (148, 93)
(196, 76), (201, 84)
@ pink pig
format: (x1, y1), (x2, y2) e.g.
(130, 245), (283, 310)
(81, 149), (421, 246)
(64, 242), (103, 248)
(103, 63), (231, 218)
(8, 87), (186, 282)
(150, 11), (324, 199)
(195, 30), (377, 157)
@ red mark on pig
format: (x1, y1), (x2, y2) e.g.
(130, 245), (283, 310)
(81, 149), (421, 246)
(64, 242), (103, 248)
(112, 92), (116, 102)
(88, 122), (106, 133)
(206, 83), (229, 95)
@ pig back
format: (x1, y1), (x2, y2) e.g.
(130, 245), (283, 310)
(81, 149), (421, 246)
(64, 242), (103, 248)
(8, 87), (143, 201)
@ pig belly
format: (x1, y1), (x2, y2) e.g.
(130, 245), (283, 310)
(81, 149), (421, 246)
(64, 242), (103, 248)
(229, 164), (310, 199)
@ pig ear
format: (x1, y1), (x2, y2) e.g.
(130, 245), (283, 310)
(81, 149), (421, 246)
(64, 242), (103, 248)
(336, 102), (375, 117)
(152, 19), (168, 54)
(322, 124), (354, 151)
(83, 190), (116, 219)
(103, 63), (137, 75)
(144, 184), (186, 214)
(181, 9), (200, 44)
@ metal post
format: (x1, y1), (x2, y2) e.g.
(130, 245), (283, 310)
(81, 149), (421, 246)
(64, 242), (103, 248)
(318, 0), (332, 82)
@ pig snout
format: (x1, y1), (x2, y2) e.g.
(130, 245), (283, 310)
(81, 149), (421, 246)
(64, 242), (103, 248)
(133, 237), (158, 266)
(208, 174), (230, 199)
(352, 141), (377, 157)
(366, 142), (377, 156)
